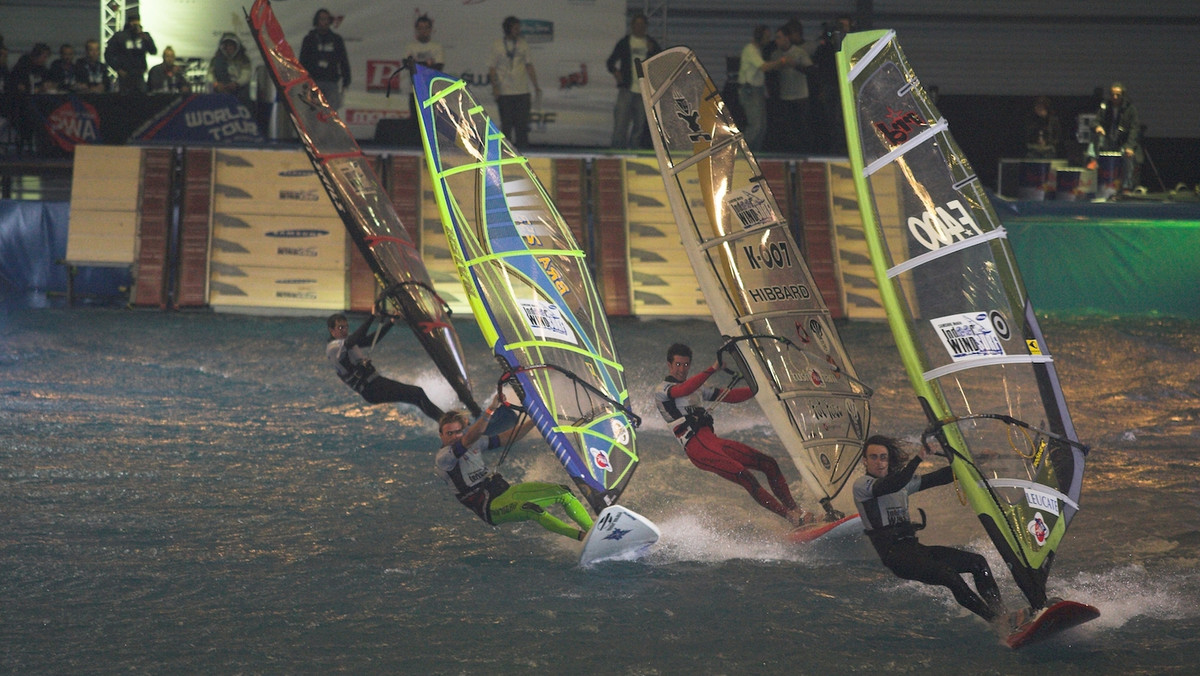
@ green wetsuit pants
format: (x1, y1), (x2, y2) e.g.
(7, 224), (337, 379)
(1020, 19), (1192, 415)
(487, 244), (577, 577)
(489, 481), (594, 540)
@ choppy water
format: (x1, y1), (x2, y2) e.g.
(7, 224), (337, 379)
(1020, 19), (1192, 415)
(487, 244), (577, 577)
(2, 308), (1198, 674)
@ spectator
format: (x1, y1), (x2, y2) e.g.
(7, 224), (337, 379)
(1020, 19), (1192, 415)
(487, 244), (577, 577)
(404, 14), (443, 70)
(5, 43), (54, 154)
(208, 34), (252, 106)
(1092, 82), (1142, 192)
(48, 44), (79, 92)
(1024, 95), (1062, 159)
(488, 16), (540, 150)
(148, 46), (191, 94)
(105, 13), (157, 93)
(605, 12), (661, 149)
(809, 16), (853, 154)
(300, 8), (351, 110)
(772, 23), (815, 153)
(74, 39), (112, 93)
(403, 14), (444, 130)
(737, 24), (783, 152)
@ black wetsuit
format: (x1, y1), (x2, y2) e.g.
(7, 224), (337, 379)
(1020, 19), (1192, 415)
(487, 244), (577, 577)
(326, 315), (443, 421)
(853, 456), (1003, 621)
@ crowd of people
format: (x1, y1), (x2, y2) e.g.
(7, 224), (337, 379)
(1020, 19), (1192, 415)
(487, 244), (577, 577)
(2, 9), (1146, 189)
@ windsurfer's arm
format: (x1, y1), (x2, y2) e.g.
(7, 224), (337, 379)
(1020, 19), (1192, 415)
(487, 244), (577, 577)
(370, 301), (398, 342)
(720, 386), (754, 403)
(459, 402), (496, 448)
(344, 315), (376, 348)
(870, 456), (923, 496)
(666, 363), (717, 398)
(917, 465), (954, 491)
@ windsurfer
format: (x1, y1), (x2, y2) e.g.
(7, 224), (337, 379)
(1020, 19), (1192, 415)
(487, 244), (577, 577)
(325, 310), (444, 421)
(654, 343), (812, 527)
(435, 394), (595, 541)
(853, 435), (1005, 622)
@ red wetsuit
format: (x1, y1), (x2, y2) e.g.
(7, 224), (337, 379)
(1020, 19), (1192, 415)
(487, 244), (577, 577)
(654, 366), (798, 518)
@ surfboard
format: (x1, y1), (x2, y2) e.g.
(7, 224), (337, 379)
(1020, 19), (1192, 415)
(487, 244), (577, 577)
(1004, 599), (1100, 649)
(579, 505), (660, 567)
(787, 513), (862, 544)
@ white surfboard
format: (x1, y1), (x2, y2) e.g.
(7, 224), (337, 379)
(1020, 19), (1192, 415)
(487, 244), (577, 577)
(578, 505), (660, 567)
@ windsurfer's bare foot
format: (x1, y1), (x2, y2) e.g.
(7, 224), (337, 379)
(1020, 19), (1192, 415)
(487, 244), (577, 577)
(998, 606), (1035, 633)
(787, 508), (814, 527)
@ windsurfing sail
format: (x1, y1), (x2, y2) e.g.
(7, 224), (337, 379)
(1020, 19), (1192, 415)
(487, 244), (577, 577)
(836, 30), (1089, 609)
(412, 63), (640, 514)
(246, 0), (480, 417)
(637, 48), (872, 520)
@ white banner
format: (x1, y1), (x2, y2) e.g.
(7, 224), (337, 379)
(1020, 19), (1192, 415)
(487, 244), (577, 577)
(139, 0), (624, 145)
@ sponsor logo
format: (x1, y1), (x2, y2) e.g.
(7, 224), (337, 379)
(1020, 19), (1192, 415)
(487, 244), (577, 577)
(522, 20), (554, 44)
(611, 419), (630, 445)
(519, 300), (577, 345)
(276, 246), (318, 257)
(589, 446), (612, 472)
(908, 199), (984, 251)
(459, 71), (490, 88)
(603, 528), (631, 542)
(47, 100), (101, 152)
(746, 284), (810, 304)
(1027, 512), (1049, 545)
(1024, 488), (1059, 516)
(932, 312), (1005, 361)
(727, 184), (777, 229)
(265, 229), (329, 238)
(185, 104), (258, 141)
(671, 92), (710, 142)
(809, 399), (844, 420)
(365, 60), (404, 92)
(559, 64), (587, 90)
(874, 106), (927, 146)
(847, 402), (864, 438)
(344, 108), (405, 125)
(989, 311), (1011, 340)
(809, 318), (831, 353)
(279, 189), (321, 201)
(531, 111), (557, 131)
(595, 509), (623, 531)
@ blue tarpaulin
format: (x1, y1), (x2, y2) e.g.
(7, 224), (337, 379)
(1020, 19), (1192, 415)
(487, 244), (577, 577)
(0, 200), (130, 308)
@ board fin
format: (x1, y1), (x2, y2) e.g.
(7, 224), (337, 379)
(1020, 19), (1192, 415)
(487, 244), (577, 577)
(579, 505), (660, 567)
(1003, 599), (1100, 649)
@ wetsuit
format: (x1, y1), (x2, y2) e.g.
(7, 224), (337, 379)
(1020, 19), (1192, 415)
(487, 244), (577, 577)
(654, 367), (799, 520)
(853, 456), (1003, 621)
(434, 436), (594, 540)
(326, 315), (443, 421)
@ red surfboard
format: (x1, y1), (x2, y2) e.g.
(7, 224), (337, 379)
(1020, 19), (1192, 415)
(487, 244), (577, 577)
(788, 513), (862, 543)
(1005, 599), (1100, 649)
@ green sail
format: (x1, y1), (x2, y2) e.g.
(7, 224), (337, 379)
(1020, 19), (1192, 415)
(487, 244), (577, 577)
(837, 30), (1090, 608)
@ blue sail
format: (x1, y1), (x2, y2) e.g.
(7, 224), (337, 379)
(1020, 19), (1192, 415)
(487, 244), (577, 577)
(413, 65), (640, 513)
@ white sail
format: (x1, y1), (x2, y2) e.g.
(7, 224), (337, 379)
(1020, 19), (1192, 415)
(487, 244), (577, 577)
(639, 47), (871, 519)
